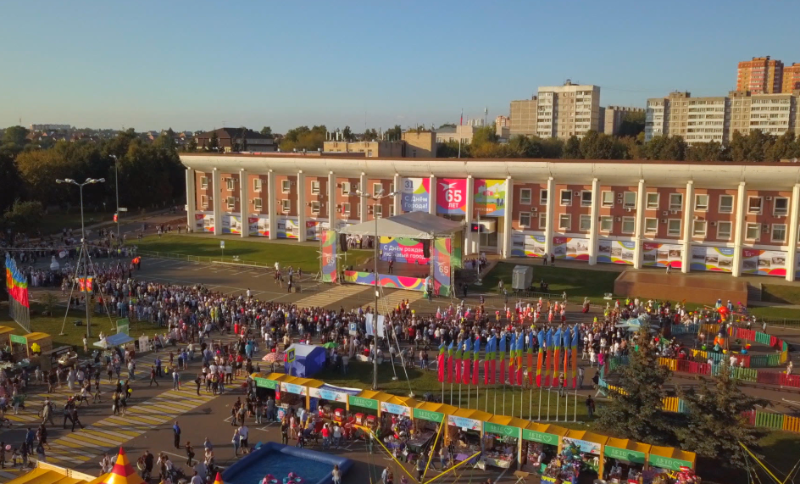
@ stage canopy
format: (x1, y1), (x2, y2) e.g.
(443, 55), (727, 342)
(339, 211), (463, 239)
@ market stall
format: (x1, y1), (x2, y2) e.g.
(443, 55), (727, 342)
(521, 423), (567, 474)
(408, 403), (452, 456)
(446, 409), (490, 463)
(541, 430), (606, 483)
(0, 326), (14, 348)
(307, 381), (356, 420)
(603, 438), (651, 483)
(253, 373), (281, 401)
(646, 446), (696, 481)
(25, 332), (52, 359)
(8, 333), (28, 361)
(481, 416), (525, 470)
(348, 392), (381, 430)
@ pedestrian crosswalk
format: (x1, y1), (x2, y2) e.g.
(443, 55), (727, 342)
(292, 284), (371, 308)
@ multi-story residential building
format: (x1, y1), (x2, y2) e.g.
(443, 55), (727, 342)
(435, 124), (478, 144)
(401, 131), (437, 158)
(195, 128), (275, 153)
(495, 115), (511, 139)
(601, 106), (646, 135)
(737, 56), (784, 94)
(323, 140), (404, 157)
(783, 63), (800, 93)
(182, 154), (800, 282)
(536, 81), (601, 140)
(509, 98), (538, 137)
(645, 99), (667, 140)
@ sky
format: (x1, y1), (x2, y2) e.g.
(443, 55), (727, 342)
(2, 0), (799, 133)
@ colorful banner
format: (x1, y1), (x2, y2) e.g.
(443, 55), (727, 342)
(447, 415), (482, 432)
(78, 277), (94, 293)
(195, 212), (214, 233)
(484, 422), (520, 438)
(305, 220), (330, 241)
(308, 387), (348, 403)
(553, 237), (590, 261)
(433, 238), (452, 297)
(277, 217), (299, 239)
(512, 233), (546, 258)
(280, 382), (306, 395)
(642, 242), (684, 269)
(413, 408), (444, 423)
(401, 177), (431, 213)
(741, 248), (786, 277)
(451, 233), (463, 269)
(348, 395), (379, 411)
(343, 271), (426, 292)
(248, 216), (269, 237)
(474, 179), (507, 217)
(562, 437), (602, 456)
(4, 255), (29, 308)
(379, 402), (411, 417)
(321, 230), (338, 283)
(597, 240), (635, 265)
(379, 237), (430, 264)
(436, 178), (467, 215)
(522, 429), (559, 446)
(221, 214), (242, 234)
(691, 246), (736, 273)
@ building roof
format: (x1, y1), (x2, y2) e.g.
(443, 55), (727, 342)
(196, 128), (273, 143)
(340, 211), (463, 239)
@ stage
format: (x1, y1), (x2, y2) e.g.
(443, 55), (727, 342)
(614, 270), (749, 305)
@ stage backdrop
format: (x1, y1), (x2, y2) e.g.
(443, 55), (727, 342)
(436, 178), (467, 215)
(433, 238), (452, 297)
(474, 179), (507, 217)
(342, 271), (426, 292)
(401, 178), (431, 213)
(380, 237), (430, 264)
(320, 230), (338, 283)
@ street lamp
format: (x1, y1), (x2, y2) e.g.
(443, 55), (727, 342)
(56, 177), (105, 338)
(109, 155), (121, 242)
(356, 188), (396, 391)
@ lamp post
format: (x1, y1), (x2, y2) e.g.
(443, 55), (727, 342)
(356, 188), (396, 390)
(56, 177), (105, 338)
(110, 155), (121, 242)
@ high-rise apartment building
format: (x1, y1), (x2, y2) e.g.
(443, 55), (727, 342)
(645, 99), (667, 140)
(737, 56), (784, 94)
(783, 63), (800, 94)
(509, 98), (538, 137)
(536, 81), (601, 139)
(601, 106), (646, 135)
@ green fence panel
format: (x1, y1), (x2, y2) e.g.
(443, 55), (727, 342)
(756, 332), (771, 345)
(709, 353), (724, 363)
(755, 411), (785, 430)
(678, 399), (688, 414)
(750, 355), (768, 368)
(734, 367), (758, 382)
(766, 354), (780, 367)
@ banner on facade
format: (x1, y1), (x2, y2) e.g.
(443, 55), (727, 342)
(436, 178), (467, 215)
(248, 216), (269, 237)
(401, 177), (431, 213)
(321, 230), (338, 283)
(222, 214), (242, 235)
(195, 213), (214, 233)
(277, 218), (299, 239)
(742, 248), (786, 277)
(512, 233), (546, 258)
(597, 240), (635, 265)
(642, 242), (683, 269)
(474, 179), (507, 217)
(554, 237), (590, 261)
(691, 246), (735, 273)
(306, 220), (329, 241)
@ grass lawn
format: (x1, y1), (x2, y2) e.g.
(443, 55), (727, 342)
(135, 234), (372, 273)
(0, 301), (164, 356)
(762, 284), (800, 306)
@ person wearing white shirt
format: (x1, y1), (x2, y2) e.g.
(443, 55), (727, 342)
(238, 424), (249, 451)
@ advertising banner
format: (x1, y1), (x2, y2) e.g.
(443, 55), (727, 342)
(348, 395), (379, 411)
(401, 177), (431, 213)
(484, 422), (521, 438)
(562, 437), (602, 456)
(195, 213), (214, 233)
(308, 387), (348, 403)
(305, 220), (329, 241)
(597, 240), (635, 265)
(413, 408), (444, 423)
(641, 242), (683, 269)
(343, 271), (426, 292)
(474, 179), (508, 217)
(433, 238), (452, 297)
(604, 446), (647, 464)
(522, 429), (560, 446)
(280, 382), (306, 396)
(691, 246), (736, 273)
(436, 178), (467, 215)
(277, 218), (299, 239)
(741, 248), (787, 277)
(447, 415), (482, 432)
(380, 402), (411, 417)
(379, 237), (430, 264)
(221, 214), (242, 235)
(451, 233), (463, 269)
(512, 233), (546, 258)
(248, 216), (269, 237)
(553, 237), (590, 261)
(321, 230), (338, 283)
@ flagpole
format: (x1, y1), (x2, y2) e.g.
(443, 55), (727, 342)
(538, 386), (542, 421)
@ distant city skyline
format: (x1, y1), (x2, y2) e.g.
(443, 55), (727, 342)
(1, 0), (799, 132)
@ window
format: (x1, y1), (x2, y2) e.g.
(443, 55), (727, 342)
(341, 182), (351, 195)
(254, 198), (262, 211)
(669, 193), (683, 211)
(311, 181), (320, 195)
(342, 203), (351, 215)
(538, 212), (547, 229)
(601, 191), (614, 207)
(667, 219), (681, 237)
(646, 193), (659, 210)
(200, 176), (208, 189)
(774, 197), (789, 216)
(520, 189), (532, 205)
(623, 191), (636, 209)
(748, 197), (762, 214)
(253, 178), (262, 193)
(226, 178), (235, 191)
(692, 220), (706, 237)
(621, 217), (635, 234)
(644, 218), (658, 234)
(579, 214), (592, 231)
(520, 212), (532, 227)
(281, 199), (291, 212)
(558, 214), (571, 231)
(745, 223), (760, 240)
(311, 201), (320, 214)
(600, 216), (613, 232)
(560, 190), (572, 206)
(373, 183), (382, 196)
(389, 184), (394, 193)
(694, 194), (709, 211)
(226, 196), (235, 210)
(389, 205), (395, 217)
(540, 189), (548, 205)
(716, 221), (732, 240)
(281, 180), (291, 193)
(719, 194), (733, 213)
(374, 204), (383, 217)
(581, 191), (592, 207)
(201, 195), (208, 208)
(772, 224), (787, 243)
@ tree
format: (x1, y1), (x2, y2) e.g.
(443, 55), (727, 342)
(2, 126), (29, 148)
(279, 125), (327, 152)
(154, 133), (176, 151)
(342, 126), (354, 142)
(679, 364), (767, 469)
(563, 136), (581, 159)
(730, 130), (774, 162)
(596, 323), (675, 444)
(438, 123), (456, 129)
(3, 200), (44, 233)
(185, 138), (198, 152)
(765, 132), (800, 162)
(362, 128), (378, 141)
(686, 141), (730, 162)
(208, 131), (219, 151)
(579, 131), (618, 159)
(385, 125), (402, 142)
(436, 140), (465, 158)
(617, 111), (646, 138)
(260, 126), (273, 138)
(0, 151), (21, 213)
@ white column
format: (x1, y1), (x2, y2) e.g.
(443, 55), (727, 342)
(588, 178), (600, 265)
(544, 177), (555, 257)
(732, 182), (747, 277)
(393, 173), (402, 216)
(297, 171), (306, 242)
(785, 184), (800, 282)
(268, 170), (277, 240)
(212, 168), (222, 235)
(328, 171), (337, 230)
(502, 176), (513, 258)
(633, 179), (646, 269)
(681, 181), (694, 273)
(359, 172), (368, 223)
(185, 168), (195, 232)
(428, 175), (437, 215)
(465, 176), (474, 255)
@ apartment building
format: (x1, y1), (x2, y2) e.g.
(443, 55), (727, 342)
(536, 81), (601, 139)
(323, 140), (404, 157)
(601, 106), (646, 135)
(495, 115), (511, 139)
(737, 56), (784, 94)
(509, 98), (538, 137)
(783, 63), (800, 94)
(183, 154), (800, 282)
(645, 99), (668, 140)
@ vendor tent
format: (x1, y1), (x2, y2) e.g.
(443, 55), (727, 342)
(285, 344), (327, 378)
(93, 333), (134, 349)
(339, 211), (463, 239)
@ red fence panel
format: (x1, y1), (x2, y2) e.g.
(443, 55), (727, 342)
(757, 372), (781, 385)
(780, 374), (800, 388)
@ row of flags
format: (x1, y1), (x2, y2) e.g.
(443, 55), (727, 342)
(437, 325), (581, 389)
(4, 254), (30, 308)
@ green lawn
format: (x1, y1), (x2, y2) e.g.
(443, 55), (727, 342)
(135, 234), (372, 272)
(762, 284), (800, 305)
(478, 262), (618, 304)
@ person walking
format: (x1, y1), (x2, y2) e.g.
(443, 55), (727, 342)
(173, 369), (180, 390)
(185, 442), (195, 466)
(231, 428), (241, 457)
(586, 396), (596, 419)
(173, 421), (181, 449)
(69, 407), (84, 431)
(238, 424), (249, 453)
(149, 367), (159, 387)
(40, 398), (54, 426)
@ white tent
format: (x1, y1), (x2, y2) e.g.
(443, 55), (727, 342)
(338, 211), (463, 239)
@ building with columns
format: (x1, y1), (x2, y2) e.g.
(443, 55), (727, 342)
(182, 153), (800, 282)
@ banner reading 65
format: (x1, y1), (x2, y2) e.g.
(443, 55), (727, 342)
(436, 178), (467, 215)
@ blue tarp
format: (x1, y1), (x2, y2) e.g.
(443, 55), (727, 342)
(285, 343), (326, 378)
(93, 333), (134, 348)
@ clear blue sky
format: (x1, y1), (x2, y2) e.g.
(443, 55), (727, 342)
(1, 0), (798, 133)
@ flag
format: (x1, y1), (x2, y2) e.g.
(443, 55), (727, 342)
(562, 328), (570, 388)
(571, 324), (580, 389)
(460, 109), (463, 126)
(527, 330), (535, 386)
(553, 328), (562, 387)
(487, 334), (496, 384)
(78, 276), (94, 293)
(472, 334), (480, 386)
(508, 336), (516, 386)
(543, 329), (552, 387)
(437, 342), (446, 383)
(536, 330), (545, 387)
(5, 254), (29, 308)
(454, 339), (463, 384)
(516, 331), (525, 386)
(498, 333), (506, 384)
(447, 341), (455, 384)
(113, 213), (118, 223)
(462, 337), (472, 385)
